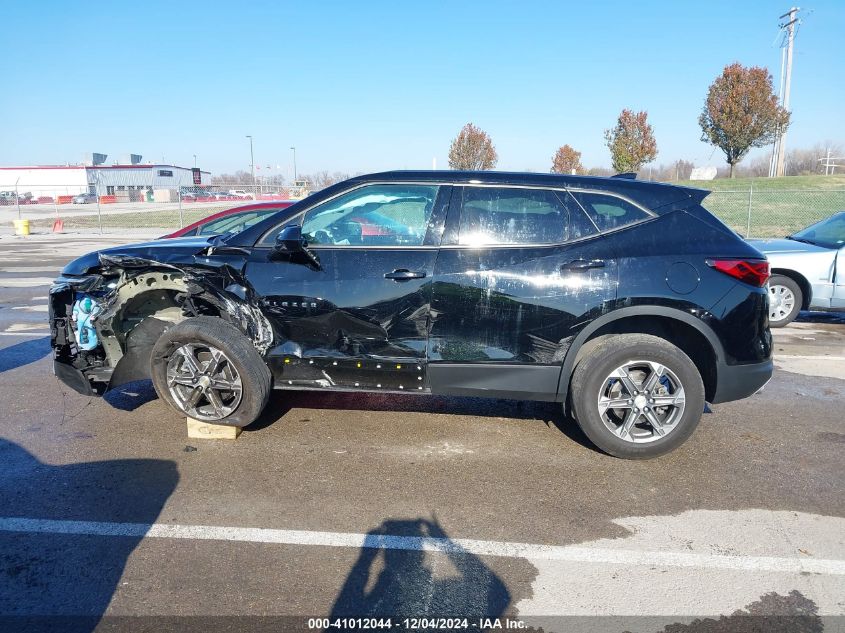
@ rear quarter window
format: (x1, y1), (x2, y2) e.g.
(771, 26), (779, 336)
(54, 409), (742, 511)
(570, 191), (650, 232)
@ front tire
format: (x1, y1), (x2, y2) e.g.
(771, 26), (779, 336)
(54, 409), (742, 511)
(570, 334), (705, 459)
(767, 275), (802, 327)
(150, 317), (271, 427)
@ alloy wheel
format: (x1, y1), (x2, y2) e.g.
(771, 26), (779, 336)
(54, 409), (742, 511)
(597, 360), (686, 444)
(166, 343), (243, 421)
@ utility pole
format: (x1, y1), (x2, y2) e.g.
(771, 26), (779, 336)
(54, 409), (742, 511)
(818, 148), (844, 175)
(290, 146), (297, 181)
(246, 135), (255, 186)
(774, 7), (799, 177)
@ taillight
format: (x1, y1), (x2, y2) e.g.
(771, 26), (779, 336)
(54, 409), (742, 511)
(705, 258), (770, 287)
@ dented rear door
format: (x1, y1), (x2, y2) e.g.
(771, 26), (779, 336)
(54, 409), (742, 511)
(427, 185), (618, 400)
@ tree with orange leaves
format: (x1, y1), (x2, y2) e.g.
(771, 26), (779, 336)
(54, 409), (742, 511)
(604, 109), (658, 173)
(699, 63), (790, 178)
(551, 145), (584, 174)
(448, 123), (498, 171)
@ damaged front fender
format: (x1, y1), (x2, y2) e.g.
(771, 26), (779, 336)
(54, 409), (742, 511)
(50, 249), (274, 394)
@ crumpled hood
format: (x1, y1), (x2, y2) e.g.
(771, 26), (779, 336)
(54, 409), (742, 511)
(61, 236), (215, 276)
(746, 237), (830, 255)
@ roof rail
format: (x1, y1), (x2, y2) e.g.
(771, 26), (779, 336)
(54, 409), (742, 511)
(611, 172), (637, 180)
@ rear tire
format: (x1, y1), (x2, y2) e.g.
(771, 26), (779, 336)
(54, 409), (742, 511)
(767, 275), (802, 327)
(150, 316), (271, 427)
(570, 334), (705, 459)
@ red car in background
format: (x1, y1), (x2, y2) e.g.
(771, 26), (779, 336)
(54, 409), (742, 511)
(162, 201), (295, 239)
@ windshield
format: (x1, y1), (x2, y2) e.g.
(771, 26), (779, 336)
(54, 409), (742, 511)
(198, 209), (279, 236)
(790, 212), (845, 249)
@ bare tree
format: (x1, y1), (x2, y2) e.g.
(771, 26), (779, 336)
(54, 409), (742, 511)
(211, 170), (256, 185)
(448, 123), (498, 170)
(297, 171), (351, 191)
(604, 109), (658, 173)
(786, 142), (844, 175)
(699, 63), (790, 178)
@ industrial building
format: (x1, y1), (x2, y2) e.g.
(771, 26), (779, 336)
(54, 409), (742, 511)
(0, 154), (210, 201)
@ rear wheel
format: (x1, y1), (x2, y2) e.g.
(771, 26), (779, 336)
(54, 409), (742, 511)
(570, 334), (705, 459)
(767, 275), (802, 327)
(150, 317), (271, 427)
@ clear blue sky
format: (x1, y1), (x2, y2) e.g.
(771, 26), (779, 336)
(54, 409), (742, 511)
(2, 0), (843, 178)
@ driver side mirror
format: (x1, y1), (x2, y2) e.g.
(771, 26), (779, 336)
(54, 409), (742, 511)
(273, 224), (320, 269)
(275, 224), (307, 253)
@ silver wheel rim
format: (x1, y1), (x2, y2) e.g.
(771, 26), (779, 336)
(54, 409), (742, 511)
(597, 360), (686, 444)
(768, 284), (795, 323)
(166, 343), (242, 421)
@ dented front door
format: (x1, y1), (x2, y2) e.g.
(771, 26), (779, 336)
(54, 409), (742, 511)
(242, 183), (449, 391)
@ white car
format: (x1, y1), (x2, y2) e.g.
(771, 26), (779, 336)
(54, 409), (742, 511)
(748, 211), (845, 326)
(228, 189), (254, 200)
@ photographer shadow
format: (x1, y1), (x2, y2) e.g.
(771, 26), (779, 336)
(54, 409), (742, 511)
(329, 517), (509, 621)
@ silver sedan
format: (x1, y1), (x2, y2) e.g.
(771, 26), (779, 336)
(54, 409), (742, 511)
(748, 211), (845, 326)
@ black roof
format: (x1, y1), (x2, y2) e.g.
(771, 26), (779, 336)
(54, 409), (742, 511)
(229, 170), (709, 246)
(348, 170), (708, 211)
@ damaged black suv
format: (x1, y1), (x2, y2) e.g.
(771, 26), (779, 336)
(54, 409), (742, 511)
(50, 171), (773, 458)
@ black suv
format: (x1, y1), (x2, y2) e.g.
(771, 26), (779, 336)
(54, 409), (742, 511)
(50, 171), (772, 458)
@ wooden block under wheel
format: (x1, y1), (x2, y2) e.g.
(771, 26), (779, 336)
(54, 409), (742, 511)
(186, 417), (242, 440)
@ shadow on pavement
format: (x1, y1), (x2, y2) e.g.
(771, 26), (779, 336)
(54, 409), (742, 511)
(104, 379), (158, 412)
(250, 390), (560, 427)
(0, 438), (178, 632)
(248, 390), (600, 453)
(330, 516), (509, 620)
(646, 589), (823, 633)
(0, 336), (51, 374)
(796, 310), (845, 325)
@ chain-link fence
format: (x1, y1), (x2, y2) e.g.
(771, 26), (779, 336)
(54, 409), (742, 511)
(1, 182), (311, 235)
(3, 179), (843, 238)
(704, 187), (845, 238)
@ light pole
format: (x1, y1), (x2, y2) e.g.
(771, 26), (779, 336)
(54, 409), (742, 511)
(193, 154), (197, 168)
(290, 146), (297, 182)
(246, 135), (255, 186)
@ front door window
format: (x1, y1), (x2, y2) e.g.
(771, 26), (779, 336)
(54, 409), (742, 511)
(301, 184), (439, 247)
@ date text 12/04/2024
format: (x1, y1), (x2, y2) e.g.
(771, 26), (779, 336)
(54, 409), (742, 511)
(308, 617), (529, 630)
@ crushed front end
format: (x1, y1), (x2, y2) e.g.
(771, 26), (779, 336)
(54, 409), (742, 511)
(49, 274), (115, 395)
(49, 244), (274, 397)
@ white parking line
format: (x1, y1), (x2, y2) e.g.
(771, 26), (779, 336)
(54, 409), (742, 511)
(10, 305), (48, 312)
(776, 355), (845, 361)
(0, 516), (843, 576)
(0, 332), (51, 336)
(0, 277), (55, 287)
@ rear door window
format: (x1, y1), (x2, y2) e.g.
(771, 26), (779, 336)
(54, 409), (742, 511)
(457, 187), (588, 246)
(569, 191), (651, 232)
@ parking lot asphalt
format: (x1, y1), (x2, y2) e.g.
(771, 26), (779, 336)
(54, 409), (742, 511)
(1, 234), (843, 632)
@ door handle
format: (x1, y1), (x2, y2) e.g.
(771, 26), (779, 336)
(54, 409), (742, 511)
(561, 259), (605, 273)
(384, 269), (427, 281)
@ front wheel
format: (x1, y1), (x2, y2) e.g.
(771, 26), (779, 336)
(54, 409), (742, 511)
(767, 275), (802, 327)
(150, 317), (271, 427)
(570, 334), (705, 459)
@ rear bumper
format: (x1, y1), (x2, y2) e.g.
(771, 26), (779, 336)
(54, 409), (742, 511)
(711, 359), (773, 404)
